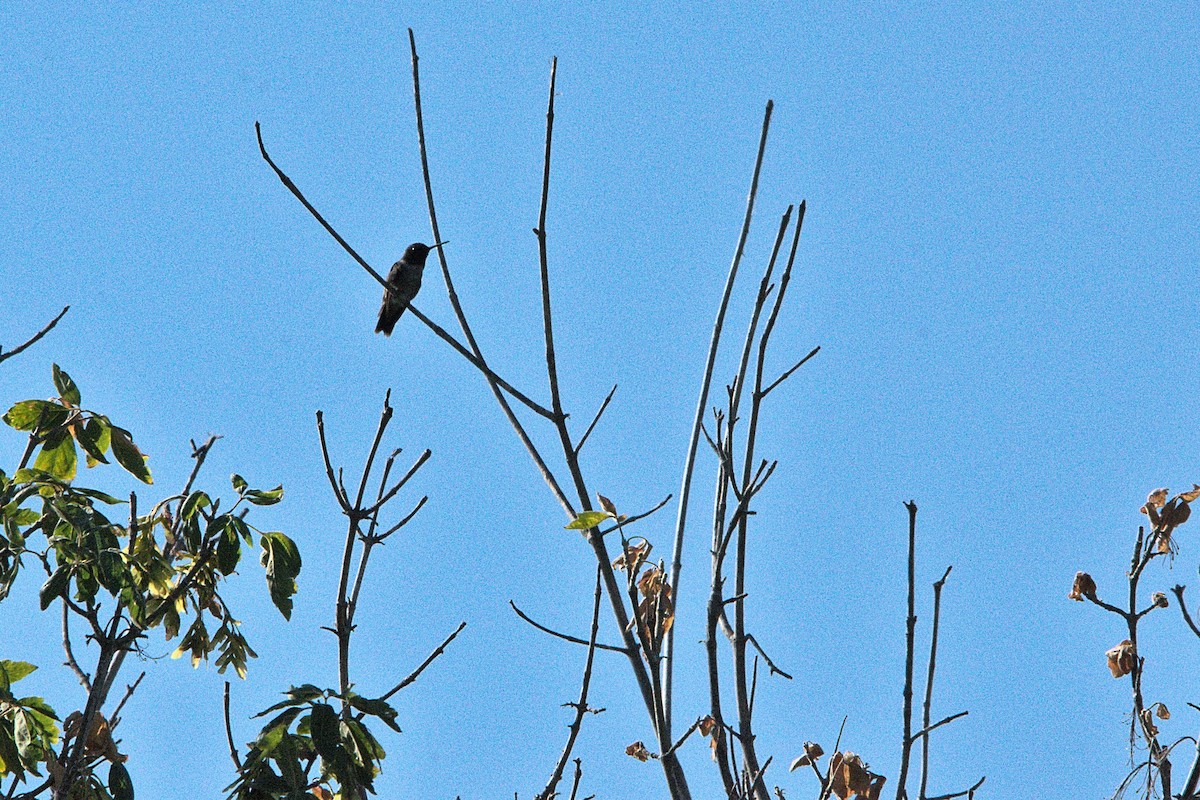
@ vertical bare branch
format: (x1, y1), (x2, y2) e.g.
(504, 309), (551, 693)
(918, 566), (952, 800)
(537, 566), (603, 800)
(896, 501), (919, 800)
(664, 100), (774, 731)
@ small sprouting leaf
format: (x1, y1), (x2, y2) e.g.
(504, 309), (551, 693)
(109, 426), (152, 484)
(566, 510), (612, 531)
(245, 486), (284, 506)
(231, 473), (248, 493)
(34, 429), (76, 482)
(39, 566), (71, 610)
(51, 365), (81, 407)
(597, 493), (618, 516)
(108, 761), (134, 800)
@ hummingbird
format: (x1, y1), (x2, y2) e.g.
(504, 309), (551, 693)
(375, 241), (446, 336)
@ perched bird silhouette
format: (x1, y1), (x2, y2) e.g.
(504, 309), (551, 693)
(375, 241), (446, 336)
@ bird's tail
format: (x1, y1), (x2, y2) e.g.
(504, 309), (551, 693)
(375, 302), (403, 336)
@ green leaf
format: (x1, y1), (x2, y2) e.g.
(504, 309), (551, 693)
(108, 760), (134, 800)
(565, 510), (612, 530)
(180, 491), (210, 522)
(217, 525), (241, 576)
(109, 427), (152, 484)
(39, 566), (71, 610)
(231, 473), (247, 493)
(77, 418), (110, 467)
(0, 661), (36, 692)
(348, 696), (402, 733)
(51, 365), (81, 407)
(259, 532), (301, 620)
(308, 703), (341, 762)
(3, 400), (50, 432)
(244, 486), (284, 506)
(34, 429), (77, 482)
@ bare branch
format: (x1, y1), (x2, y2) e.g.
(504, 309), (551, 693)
(108, 671), (145, 728)
(509, 600), (631, 654)
(925, 775), (985, 800)
(896, 501), (918, 800)
(919, 565), (953, 800)
(62, 602), (91, 691)
(745, 634), (794, 680)
(594, 494), (674, 537)
(574, 384), (617, 456)
(223, 681), (243, 770)
(378, 621), (467, 702)
(665, 100), (775, 732)
(0, 306), (69, 365)
(537, 566), (602, 800)
(1171, 585), (1200, 640)
(255, 123), (557, 422)
(909, 711), (969, 743)
(759, 346), (821, 399)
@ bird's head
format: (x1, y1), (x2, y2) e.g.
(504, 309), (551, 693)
(403, 241), (447, 265)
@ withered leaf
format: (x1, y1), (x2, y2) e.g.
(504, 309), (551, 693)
(1161, 498), (1191, 529)
(1141, 708), (1159, 737)
(312, 787), (333, 800)
(1152, 592), (1169, 609)
(1182, 485), (1200, 503)
(698, 715), (717, 737)
(1107, 639), (1136, 678)
(613, 539), (652, 572)
(790, 741), (824, 770)
(598, 493), (618, 516)
(1068, 572), (1096, 601)
(625, 741), (653, 762)
(1147, 488), (1169, 509)
(1153, 702), (1171, 720)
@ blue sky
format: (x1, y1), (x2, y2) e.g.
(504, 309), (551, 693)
(2, 2), (1199, 798)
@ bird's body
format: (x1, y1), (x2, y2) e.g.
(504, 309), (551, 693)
(375, 242), (444, 336)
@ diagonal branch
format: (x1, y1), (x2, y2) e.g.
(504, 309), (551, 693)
(510, 600), (631, 654)
(664, 100), (774, 732)
(378, 621), (467, 702)
(0, 306), (69, 365)
(254, 123), (556, 422)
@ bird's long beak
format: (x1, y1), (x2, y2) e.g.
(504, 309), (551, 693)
(431, 241), (448, 249)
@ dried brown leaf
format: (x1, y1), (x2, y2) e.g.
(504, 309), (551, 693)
(1068, 572), (1096, 601)
(1107, 639), (1136, 678)
(698, 715), (717, 737)
(1154, 702), (1171, 720)
(1147, 488), (1170, 508)
(625, 741), (652, 762)
(1182, 485), (1200, 503)
(1152, 592), (1169, 609)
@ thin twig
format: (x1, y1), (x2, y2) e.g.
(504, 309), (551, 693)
(379, 621), (467, 702)
(918, 566), (953, 800)
(62, 602), (91, 691)
(108, 671), (145, 727)
(926, 776), (985, 800)
(665, 100), (774, 732)
(223, 681), (243, 770)
(509, 601), (631, 654)
(594, 494), (674, 537)
(574, 384), (617, 456)
(909, 711), (969, 743)
(745, 634), (793, 680)
(537, 566), (602, 800)
(759, 346), (821, 399)
(0, 306), (69, 365)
